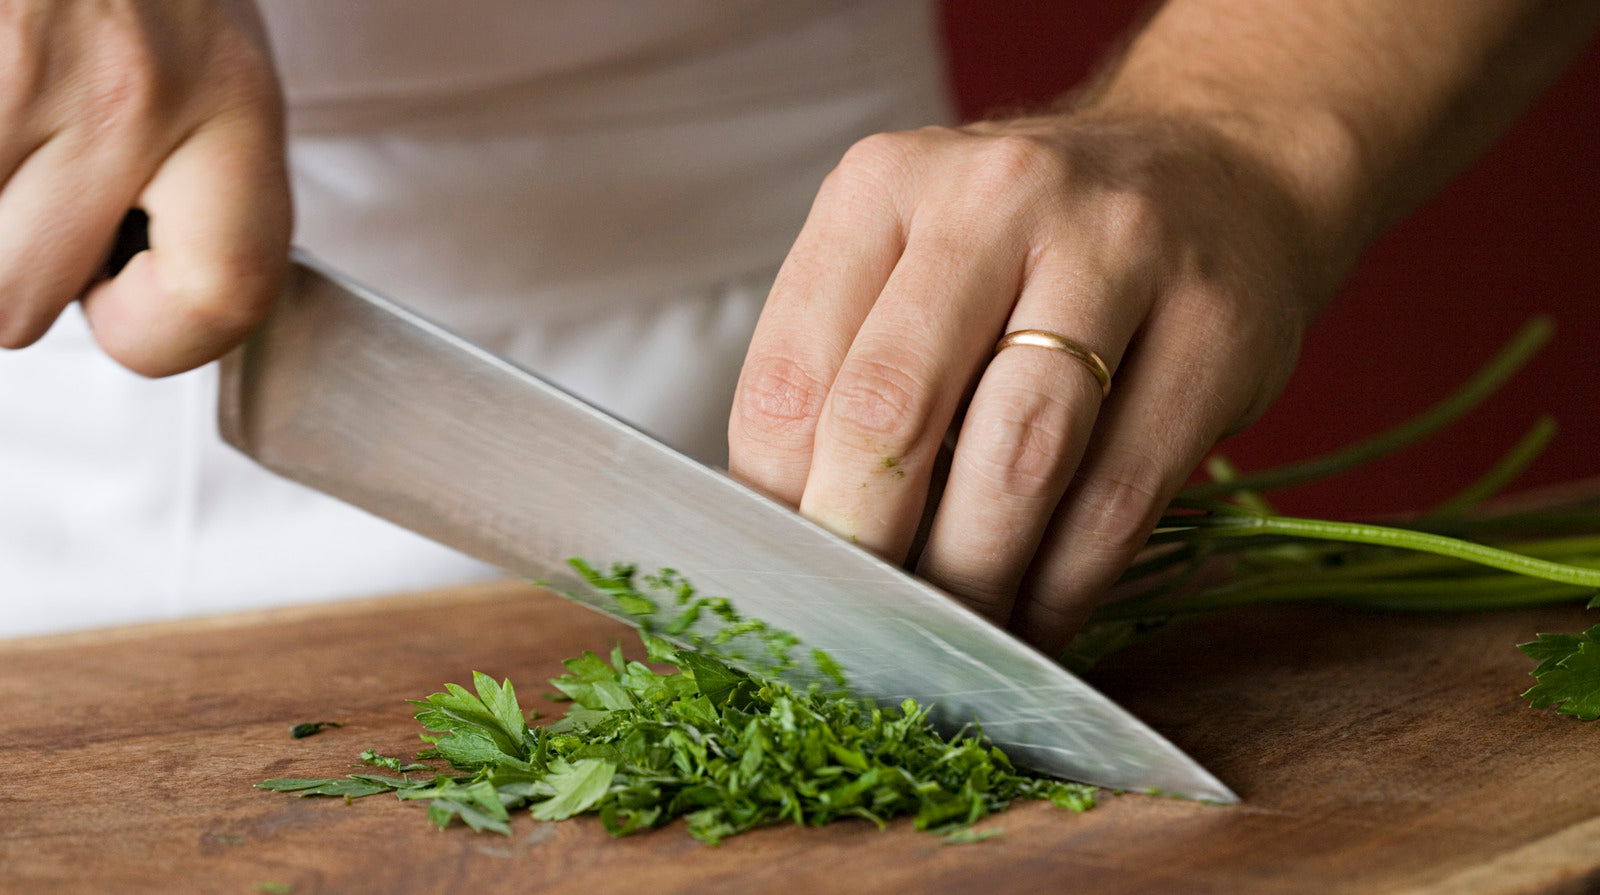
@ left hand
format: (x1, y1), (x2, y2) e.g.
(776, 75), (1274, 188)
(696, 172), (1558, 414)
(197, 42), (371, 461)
(727, 110), (1339, 655)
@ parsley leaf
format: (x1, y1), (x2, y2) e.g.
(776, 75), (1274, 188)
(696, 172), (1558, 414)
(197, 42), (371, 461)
(528, 758), (617, 821)
(410, 674), (531, 768)
(674, 651), (756, 710)
(1521, 624), (1600, 719)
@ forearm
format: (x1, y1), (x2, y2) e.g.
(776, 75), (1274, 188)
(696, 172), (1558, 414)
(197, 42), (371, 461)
(1083, 0), (1600, 274)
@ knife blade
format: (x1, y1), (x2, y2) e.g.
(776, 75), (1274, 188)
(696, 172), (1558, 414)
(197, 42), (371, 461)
(217, 251), (1237, 803)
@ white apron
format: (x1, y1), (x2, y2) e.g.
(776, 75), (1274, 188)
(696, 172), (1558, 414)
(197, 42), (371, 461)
(0, 1), (952, 637)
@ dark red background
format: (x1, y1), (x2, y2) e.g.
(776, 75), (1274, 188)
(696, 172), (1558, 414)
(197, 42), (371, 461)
(940, 2), (1599, 518)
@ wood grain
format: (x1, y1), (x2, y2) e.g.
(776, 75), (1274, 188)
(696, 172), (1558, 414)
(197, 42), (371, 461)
(3, 580), (1598, 895)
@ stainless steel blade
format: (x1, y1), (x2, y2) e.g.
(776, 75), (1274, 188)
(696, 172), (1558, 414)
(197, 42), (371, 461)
(218, 252), (1237, 803)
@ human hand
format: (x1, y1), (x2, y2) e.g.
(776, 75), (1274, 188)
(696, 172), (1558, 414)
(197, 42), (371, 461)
(728, 110), (1343, 654)
(0, 0), (290, 376)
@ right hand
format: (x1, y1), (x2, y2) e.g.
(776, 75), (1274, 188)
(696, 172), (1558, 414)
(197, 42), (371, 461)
(727, 111), (1328, 655)
(0, 0), (290, 376)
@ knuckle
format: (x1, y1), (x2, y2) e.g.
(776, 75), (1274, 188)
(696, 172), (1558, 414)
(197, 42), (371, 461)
(1098, 187), (1166, 249)
(1183, 279), (1267, 334)
(836, 132), (911, 177)
(1021, 594), (1097, 652)
(920, 545), (1022, 620)
(825, 353), (932, 455)
(64, 12), (281, 136)
(0, 302), (52, 349)
(1026, 588), (1090, 625)
(961, 390), (1075, 499)
(825, 135), (907, 199)
(943, 575), (1016, 617)
(829, 128), (943, 193)
(972, 134), (1062, 192)
(1072, 448), (1172, 558)
(80, 23), (168, 118)
(733, 353), (830, 438)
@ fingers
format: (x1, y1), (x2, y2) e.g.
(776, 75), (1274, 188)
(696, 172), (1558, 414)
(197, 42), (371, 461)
(0, 4), (156, 349)
(728, 149), (907, 505)
(915, 258), (1152, 622)
(82, 106), (290, 376)
(793, 214), (1029, 560)
(0, 4), (288, 375)
(0, 133), (144, 348)
(1011, 296), (1262, 654)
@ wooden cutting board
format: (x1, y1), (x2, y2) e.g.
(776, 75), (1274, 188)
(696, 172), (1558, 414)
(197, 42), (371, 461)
(4, 579), (1599, 895)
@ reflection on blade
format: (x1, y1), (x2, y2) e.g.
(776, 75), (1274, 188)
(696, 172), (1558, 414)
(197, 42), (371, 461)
(218, 252), (1237, 803)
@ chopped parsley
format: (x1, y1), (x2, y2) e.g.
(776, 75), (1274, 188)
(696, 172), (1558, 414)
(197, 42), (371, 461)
(259, 564), (1094, 844)
(288, 721), (342, 739)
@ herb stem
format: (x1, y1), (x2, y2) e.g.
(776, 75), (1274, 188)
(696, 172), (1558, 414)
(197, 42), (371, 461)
(1213, 534), (1600, 588)
(1186, 513), (1600, 587)
(1319, 534), (1600, 580)
(1179, 316), (1553, 500)
(1426, 415), (1559, 518)
(1203, 454), (1278, 516)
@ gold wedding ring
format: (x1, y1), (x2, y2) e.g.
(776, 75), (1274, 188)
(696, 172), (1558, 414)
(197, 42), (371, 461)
(994, 329), (1113, 398)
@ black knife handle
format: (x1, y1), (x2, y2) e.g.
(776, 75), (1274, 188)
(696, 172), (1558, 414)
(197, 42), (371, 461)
(103, 209), (151, 279)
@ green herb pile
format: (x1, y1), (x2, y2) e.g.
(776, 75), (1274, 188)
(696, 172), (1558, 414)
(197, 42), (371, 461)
(1063, 316), (1600, 718)
(259, 566), (1094, 844)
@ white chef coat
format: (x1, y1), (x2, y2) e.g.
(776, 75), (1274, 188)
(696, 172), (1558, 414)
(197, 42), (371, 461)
(0, 1), (953, 637)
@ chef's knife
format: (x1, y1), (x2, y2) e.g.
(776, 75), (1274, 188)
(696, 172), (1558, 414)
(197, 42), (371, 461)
(216, 251), (1237, 803)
